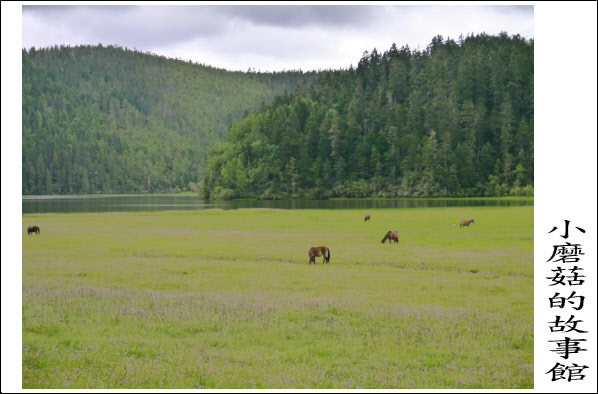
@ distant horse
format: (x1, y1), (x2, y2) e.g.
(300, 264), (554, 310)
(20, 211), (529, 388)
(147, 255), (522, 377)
(381, 230), (399, 244)
(460, 219), (475, 228)
(28, 225), (40, 235)
(364, 214), (371, 222)
(309, 246), (330, 264)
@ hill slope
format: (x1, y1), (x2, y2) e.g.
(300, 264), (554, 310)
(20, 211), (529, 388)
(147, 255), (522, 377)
(22, 44), (319, 194)
(201, 33), (534, 199)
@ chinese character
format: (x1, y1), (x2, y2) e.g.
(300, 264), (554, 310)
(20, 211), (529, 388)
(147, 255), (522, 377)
(546, 242), (584, 263)
(546, 362), (589, 381)
(547, 266), (586, 286)
(548, 220), (586, 239)
(549, 337), (587, 359)
(549, 292), (586, 311)
(548, 315), (588, 333)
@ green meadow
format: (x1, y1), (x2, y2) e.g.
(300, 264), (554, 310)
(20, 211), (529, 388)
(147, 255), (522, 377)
(22, 206), (534, 389)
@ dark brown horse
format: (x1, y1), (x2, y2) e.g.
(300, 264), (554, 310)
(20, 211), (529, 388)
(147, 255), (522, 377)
(381, 230), (399, 244)
(308, 246), (330, 264)
(28, 225), (40, 235)
(460, 219), (475, 228)
(364, 214), (371, 222)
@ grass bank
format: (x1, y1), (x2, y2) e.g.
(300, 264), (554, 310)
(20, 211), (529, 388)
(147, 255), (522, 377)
(22, 206), (533, 389)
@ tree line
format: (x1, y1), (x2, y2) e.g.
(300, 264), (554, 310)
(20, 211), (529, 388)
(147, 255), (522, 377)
(200, 33), (534, 199)
(22, 44), (319, 194)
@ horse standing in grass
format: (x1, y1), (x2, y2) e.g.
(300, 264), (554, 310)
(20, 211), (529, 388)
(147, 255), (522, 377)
(381, 230), (399, 244)
(28, 225), (40, 235)
(308, 246), (330, 264)
(460, 219), (475, 228)
(364, 214), (371, 222)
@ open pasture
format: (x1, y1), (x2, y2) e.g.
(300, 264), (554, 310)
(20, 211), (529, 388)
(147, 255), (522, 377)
(22, 206), (534, 389)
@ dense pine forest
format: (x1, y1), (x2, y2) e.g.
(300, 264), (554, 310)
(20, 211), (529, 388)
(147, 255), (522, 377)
(22, 44), (319, 194)
(23, 33), (533, 198)
(200, 33), (533, 199)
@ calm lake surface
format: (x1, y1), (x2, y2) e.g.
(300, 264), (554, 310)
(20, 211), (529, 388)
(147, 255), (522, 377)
(23, 195), (533, 214)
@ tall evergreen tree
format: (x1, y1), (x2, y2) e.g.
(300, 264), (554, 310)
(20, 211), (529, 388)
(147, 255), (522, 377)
(202, 33), (533, 199)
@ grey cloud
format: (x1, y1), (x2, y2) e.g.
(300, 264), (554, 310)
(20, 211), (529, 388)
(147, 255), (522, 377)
(213, 5), (377, 28)
(21, 4), (534, 72)
(22, 5), (377, 51)
(97, 7), (228, 47)
(23, 5), (231, 48)
(22, 4), (376, 33)
(487, 5), (534, 15)
(22, 5), (137, 14)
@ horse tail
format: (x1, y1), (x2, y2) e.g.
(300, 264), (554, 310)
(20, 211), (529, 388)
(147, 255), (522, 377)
(327, 248), (331, 262)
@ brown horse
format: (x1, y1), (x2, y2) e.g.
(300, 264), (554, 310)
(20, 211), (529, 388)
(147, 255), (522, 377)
(364, 214), (371, 222)
(28, 225), (40, 235)
(460, 219), (475, 228)
(381, 230), (399, 244)
(308, 246), (330, 264)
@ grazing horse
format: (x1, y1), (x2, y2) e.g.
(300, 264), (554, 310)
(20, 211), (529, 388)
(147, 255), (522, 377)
(28, 225), (40, 235)
(460, 219), (475, 228)
(381, 230), (399, 244)
(364, 214), (371, 222)
(308, 246), (330, 264)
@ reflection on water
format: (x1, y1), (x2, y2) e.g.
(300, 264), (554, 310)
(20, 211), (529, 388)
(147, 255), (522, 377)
(22, 194), (533, 214)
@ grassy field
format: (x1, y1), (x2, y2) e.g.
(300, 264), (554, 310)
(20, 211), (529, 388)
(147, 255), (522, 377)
(22, 206), (534, 389)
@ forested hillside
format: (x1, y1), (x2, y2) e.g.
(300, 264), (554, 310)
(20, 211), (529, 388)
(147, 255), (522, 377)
(201, 33), (534, 199)
(22, 44), (318, 194)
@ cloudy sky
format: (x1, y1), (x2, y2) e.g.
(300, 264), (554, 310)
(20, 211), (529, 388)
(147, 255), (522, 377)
(21, 4), (534, 72)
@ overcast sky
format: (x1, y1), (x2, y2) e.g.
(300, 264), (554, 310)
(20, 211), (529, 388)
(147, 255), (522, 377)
(21, 4), (534, 72)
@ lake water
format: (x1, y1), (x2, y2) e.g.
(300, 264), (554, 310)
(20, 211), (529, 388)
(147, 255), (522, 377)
(22, 194), (533, 214)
